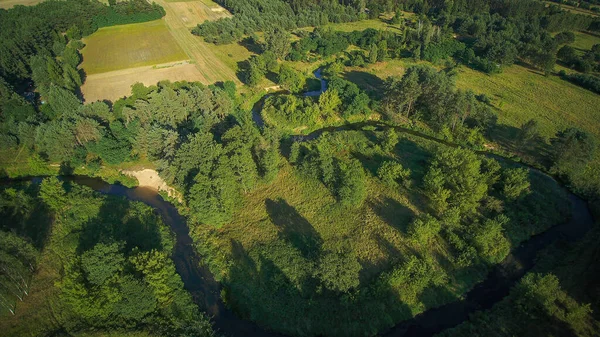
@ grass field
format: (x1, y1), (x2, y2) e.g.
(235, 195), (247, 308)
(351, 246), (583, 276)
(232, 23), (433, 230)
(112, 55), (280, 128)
(80, 20), (188, 75)
(572, 31), (600, 52)
(167, 0), (231, 28)
(455, 65), (600, 139)
(328, 56), (600, 141)
(0, 0), (43, 8)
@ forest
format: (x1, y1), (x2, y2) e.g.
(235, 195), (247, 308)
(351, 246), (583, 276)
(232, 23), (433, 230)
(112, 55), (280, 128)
(1, 0), (600, 336)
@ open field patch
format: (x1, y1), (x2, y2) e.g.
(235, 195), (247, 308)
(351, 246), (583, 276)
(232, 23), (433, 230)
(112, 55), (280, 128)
(167, 0), (231, 28)
(572, 30), (600, 52)
(153, 0), (239, 84)
(0, 0), (43, 8)
(81, 61), (204, 102)
(81, 20), (188, 75)
(455, 65), (600, 139)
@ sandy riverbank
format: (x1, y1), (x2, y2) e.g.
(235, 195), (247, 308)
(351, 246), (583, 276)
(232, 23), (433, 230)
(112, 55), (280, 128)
(121, 169), (182, 202)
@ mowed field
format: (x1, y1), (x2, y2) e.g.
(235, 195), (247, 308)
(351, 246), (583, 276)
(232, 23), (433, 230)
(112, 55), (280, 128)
(81, 0), (238, 102)
(81, 20), (188, 75)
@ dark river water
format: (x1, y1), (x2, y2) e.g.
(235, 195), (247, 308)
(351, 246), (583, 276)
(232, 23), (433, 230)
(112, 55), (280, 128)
(9, 118), (595, 337)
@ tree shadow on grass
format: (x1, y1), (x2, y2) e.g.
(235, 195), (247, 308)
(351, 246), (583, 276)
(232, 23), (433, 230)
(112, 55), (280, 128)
(342, 70), (385, 100)
(369, 198), (415, 234)
(351, 151), (395, 176)
(77, 196), (164, 254)
(393, 138), (433, 181)
(238, 37), (263, 54)
(487, 123), (553, 169)
(265, 198), (322, 260)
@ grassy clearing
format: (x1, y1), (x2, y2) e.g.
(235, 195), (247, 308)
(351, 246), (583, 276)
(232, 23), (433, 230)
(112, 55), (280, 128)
(0, 252), (62, 336)
(167, 0), (231, 28)
(322, 19), (399, 32)
(330, 58), (600, 141)
(571, 31), (600, 52)
(81, 20), (188, 75)
(0, 0), (44, 8)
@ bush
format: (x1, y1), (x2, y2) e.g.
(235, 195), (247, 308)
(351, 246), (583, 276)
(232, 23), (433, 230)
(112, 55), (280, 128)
(377, 161), (411, 187)
(408, 214), (441, 244)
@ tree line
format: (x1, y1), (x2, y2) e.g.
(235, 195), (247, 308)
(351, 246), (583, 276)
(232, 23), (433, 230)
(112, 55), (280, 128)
(0, 178), (215, 336)
(192, 0), (363, 44)
(0, 0), (165, 88)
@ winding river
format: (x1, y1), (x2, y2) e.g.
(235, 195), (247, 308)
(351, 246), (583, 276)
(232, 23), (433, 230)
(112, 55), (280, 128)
(9, 76), (596, 336)
(34, 135), (594, 337)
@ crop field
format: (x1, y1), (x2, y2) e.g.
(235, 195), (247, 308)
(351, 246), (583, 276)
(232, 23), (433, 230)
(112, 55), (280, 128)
(149, 0), (239, 83)
(80, 20), (188, 75)
(80, 0), (239, 102)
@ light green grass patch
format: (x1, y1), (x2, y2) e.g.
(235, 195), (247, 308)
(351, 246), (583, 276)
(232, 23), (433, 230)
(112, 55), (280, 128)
(0, 0), (44, 9)
(571, 31), (600, 52)
(323, 19), (400, 33)
(455, 65), (600, 139)
(81, 20), (188, 75)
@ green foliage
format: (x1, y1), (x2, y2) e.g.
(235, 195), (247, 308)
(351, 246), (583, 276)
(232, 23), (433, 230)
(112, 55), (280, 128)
(315, 250), (361, 292)
(39, 177), (67, 212)
(550, 128), (597, 180)
(502, 168), (531, 201)
(188, 157), (240, 227)
(385, 255), (446, 305)
(81, 242), (125, 286)
(472, 215), (511, 264)
(337, 159), (367, 207)
(318, 89), (342, 119)
(192, 0), (361, 44)
(277, 64), (305, 93)
(265, 27), (291, 59)
(423, 148), (491, 215)
(377, 160), (411, 187)
(441, 272), (597, 337)
(381, 128), (399, 153)
(408, 214), (441, 245)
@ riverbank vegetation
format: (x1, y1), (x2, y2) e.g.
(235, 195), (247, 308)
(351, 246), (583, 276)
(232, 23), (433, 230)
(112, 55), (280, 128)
(0, 178), (214, 336)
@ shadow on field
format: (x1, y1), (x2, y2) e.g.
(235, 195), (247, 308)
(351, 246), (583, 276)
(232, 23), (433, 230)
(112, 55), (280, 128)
(487, 124), (553, 168)
(352, 151), (394, 176)
(77, 196), (164, 254)
(266, 198), (322, 259)
(342, 70), (385, 99)
(239, 37), (262, 54)
(370, 197), (415, 234)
